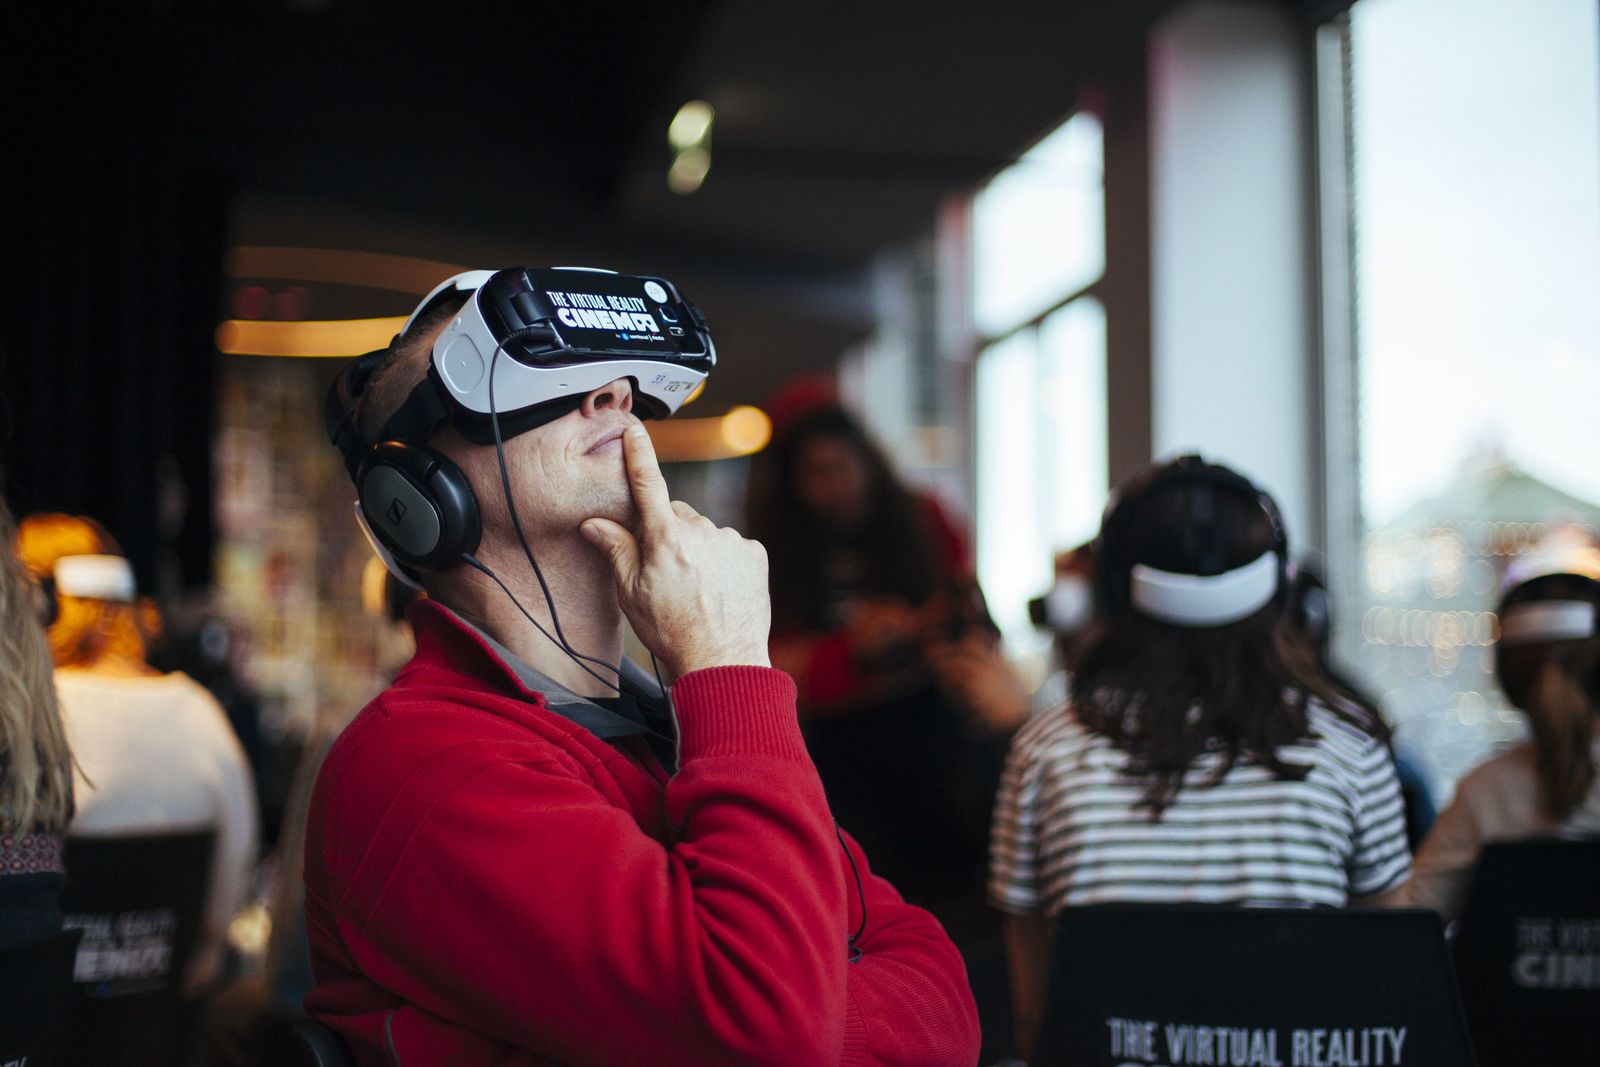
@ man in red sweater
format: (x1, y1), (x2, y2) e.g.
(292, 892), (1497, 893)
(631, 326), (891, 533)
(305, 269), (981, 1065)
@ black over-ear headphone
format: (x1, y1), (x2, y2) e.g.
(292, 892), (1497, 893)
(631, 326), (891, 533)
(1094, 454), (1289, 622)
(325, 346), (482, 577)
(1284, 558), (1332, 651)
(38, 573), (59, 629)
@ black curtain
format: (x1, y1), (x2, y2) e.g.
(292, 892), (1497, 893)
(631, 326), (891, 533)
(1, 7), (227, 594)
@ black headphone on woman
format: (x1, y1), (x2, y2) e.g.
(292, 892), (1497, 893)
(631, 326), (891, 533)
(1094, 454), (1290, 625)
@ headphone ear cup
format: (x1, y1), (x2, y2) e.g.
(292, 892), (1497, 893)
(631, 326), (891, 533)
(357, 442), (482, 572)
(37, 575), (59, 629)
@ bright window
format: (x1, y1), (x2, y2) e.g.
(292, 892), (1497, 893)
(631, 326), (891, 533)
(1326, 0), (1600, 796)
(971, 113), (1105, 338)
(971, 111), (1108, 652)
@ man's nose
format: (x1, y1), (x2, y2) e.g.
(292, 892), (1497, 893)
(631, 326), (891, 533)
(580, 377), (634, 418)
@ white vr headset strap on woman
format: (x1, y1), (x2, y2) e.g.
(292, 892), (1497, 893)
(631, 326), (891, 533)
(1130, 551), (1279, 627)
(1499, 600), (1598, 646)
(53, 554), (137, 603)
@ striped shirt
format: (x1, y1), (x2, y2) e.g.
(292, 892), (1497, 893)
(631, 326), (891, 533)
(988, 700), (1411, 915)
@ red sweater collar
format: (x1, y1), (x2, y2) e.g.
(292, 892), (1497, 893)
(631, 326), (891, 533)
(402, 599), (669, 746)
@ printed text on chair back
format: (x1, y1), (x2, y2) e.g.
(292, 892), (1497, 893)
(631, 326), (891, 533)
(1452, 837), (1600, 1066)
(60, 829), (217, 1067)
(1034, 905), (1476, 1067)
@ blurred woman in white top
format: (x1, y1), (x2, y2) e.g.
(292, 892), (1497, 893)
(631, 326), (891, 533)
(18, 513), (257, 992)
(1406, 558), (1600, 922)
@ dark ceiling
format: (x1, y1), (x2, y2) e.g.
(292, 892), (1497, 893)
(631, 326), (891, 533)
(158, 0), (1195, 411)
(2, 0), (1315, 587)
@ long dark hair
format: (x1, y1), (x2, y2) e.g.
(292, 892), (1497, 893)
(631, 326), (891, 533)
(1075, 458), (1387, 818)
(1495, 573), (1600, 822)
(746, 406), (942, 633)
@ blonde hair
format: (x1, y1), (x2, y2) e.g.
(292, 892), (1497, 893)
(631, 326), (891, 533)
(16, 513), (148, 669)
(0, 502), (74, 833)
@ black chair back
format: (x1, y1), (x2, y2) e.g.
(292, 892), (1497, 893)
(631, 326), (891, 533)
(294, 1018), (358, 1067)
(1452, 837), (1600, 1067)
(1035, 905), (1477, 1067)
(60, 828), (217, 1067)
(0, 927), (83, 1067)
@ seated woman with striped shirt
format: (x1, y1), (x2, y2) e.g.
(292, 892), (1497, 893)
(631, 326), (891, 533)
(987, 456), (1410, 1059)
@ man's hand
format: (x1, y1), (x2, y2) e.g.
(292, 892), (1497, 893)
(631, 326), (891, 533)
(579, 424), (772, 680)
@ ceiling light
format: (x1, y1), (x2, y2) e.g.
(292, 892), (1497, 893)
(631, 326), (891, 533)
(668, 100), (714, 152)
(719, 406), (772, 454)
(214, 316), (408, 357)
(646, 406), (772, 462)
(667, 147), (712, 196)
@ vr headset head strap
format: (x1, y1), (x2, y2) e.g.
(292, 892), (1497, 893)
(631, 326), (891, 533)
(325, 347), (390, 479)
(381, 366), (455, 448)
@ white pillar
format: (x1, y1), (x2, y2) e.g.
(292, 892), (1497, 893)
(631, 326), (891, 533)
(1149, 1), (1321, 550)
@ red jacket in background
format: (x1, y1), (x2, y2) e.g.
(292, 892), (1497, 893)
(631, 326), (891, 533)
(302, 601), (980, 1066)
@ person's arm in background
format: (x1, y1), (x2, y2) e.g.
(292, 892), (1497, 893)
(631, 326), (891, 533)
(188, 682), (260, 994)
(1344, 732), (1412, 907)
(1003, 911), (1051, 1061)
(772, 599), (924, 713)
(775, 493), (978, 716)
(988, 715), (1049, 1059)
(926, 633), (1029, 735)
(1398, 765), (1494, 922)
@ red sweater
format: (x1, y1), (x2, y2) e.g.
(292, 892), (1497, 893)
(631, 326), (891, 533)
(303, 601), (980, 1066)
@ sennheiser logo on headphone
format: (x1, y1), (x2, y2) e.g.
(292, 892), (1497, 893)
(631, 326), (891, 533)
(387, 498), (408, 526)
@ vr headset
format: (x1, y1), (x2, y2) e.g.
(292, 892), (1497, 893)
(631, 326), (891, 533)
(330, 266), (715, 472)
(325, 267), (716, 580)
(1097, 455), (1288, 629)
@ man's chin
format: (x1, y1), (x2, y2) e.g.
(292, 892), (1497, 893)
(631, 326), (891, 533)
(588, 486), (638, 532)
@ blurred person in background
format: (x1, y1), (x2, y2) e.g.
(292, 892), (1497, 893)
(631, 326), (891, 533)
(747, 381), (1027, 1061)
(1284, 559), (1436, 850)
(1405, 561), (1600, 922)
(747, 382), (1027, 904)
(1025, 542), (1097, 716)
(202, 559), (419, 1066)
(147, 597), (282, 848)
(989, 457), (1410, 1060)
(0, 499), (74, 951)
(17, 513), (259, 994)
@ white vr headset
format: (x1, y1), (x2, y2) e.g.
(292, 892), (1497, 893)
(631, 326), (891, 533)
(1129, 551), (1280, 628)
(376, 266), (716, 448)
(53, 554), (136, 603)
(1499, 600), (1599, 646)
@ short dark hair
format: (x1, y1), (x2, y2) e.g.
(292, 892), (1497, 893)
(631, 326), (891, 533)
(354, 294), (469, 442)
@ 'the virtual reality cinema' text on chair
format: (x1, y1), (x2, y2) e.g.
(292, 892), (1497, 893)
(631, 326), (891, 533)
(1450, 837), (1600, 1067)
(1033, 905), (1477, 1067)
(60, 828), (217, 1067)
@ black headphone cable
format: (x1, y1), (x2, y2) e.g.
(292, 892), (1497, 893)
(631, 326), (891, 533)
(475, 326), (629, 694)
